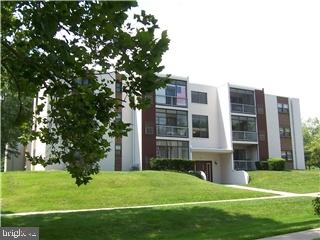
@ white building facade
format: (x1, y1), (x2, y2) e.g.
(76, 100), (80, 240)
(5, 73), (305, 185)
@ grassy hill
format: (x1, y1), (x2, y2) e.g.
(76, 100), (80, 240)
(247, 170), (320, 193)
(2, 170), (270, 213)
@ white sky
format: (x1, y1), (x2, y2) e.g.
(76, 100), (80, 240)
(137, 0), (320, 120)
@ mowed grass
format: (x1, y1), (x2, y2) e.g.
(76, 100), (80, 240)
(247, 170), (320, 193)
(2, 171), (270, 213)
(2, 197), (319, 240)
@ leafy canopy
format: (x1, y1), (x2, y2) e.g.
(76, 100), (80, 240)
(1, 1), (169, 185)
(303, 118), (320, 168)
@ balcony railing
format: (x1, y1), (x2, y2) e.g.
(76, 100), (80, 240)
(156, 125), (189, 138)
(234, 160), (257, 171)
(156, 95), (187, 107)
(231, 103), (255, 115)
(232, 131), (257, 142)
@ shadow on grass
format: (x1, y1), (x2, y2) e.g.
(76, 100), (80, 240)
(2, 205), (319, 240)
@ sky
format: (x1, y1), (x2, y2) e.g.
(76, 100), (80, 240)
(137, 0), (320, 120)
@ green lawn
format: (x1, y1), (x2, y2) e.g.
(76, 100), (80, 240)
(2, 197), (319, 240)
(1, 171), (270, 213)
(248, 170), (320, 193)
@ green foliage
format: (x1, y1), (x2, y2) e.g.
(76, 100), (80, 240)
(1, 2), (170, 185)
(255, 161), (268, 170)
(150, 158), (194, 172)
(312, 197), (320, 216)
(303, 118), (320, 169)
(1, 81), (33, 170)
(267, 158), (285, 171)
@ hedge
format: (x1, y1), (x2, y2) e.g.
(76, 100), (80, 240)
(267, 158), (285, 171)
(312, 197), (320, 216)
(255, 161), (268, 170)
(150, 158), (194, 172)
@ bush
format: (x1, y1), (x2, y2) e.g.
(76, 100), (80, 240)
(312, 197), (320, 216)
(150, 158), (194, 172)
(267, 158), (285, 171)
(255, 161), (268, 170)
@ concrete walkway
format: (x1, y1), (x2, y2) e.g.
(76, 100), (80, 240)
(2, 195), (285, 217)
(225, 185), (320, 197)
(3, 185), (319, 217)
(259, 227), (320, 240)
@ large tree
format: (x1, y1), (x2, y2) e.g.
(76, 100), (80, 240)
(1, 1), (170, 185)
(303, 118), (320, 168)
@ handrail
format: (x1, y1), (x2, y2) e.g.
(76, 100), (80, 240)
(156, 95), (188, 107)
(156, 125), (189, 138)
(234, 160), (257, 171)
(231, 103), (255, 114)
(232, 131), (257, 142)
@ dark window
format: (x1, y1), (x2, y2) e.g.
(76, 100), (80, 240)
(259, 132), (266, 141)
(115, 144), (122, 157)
(192, 115), (209, 138)
(281, 151), (292, 160)
(278, 103), (289, 113)
(191, 91), (207, 104)
(145, 122), (154, 135)
(231, 116), (256, 132)
(230, 88), (255, 114)
(155, 80), (187, 107)
(230, 88), (255, 105)
(279, 127), (291, 137)
(75, 79), (89, 85)
(116, 81), (122, 93)
(156, 109), (188, 138)
(115, 111), (122, 122)
(156, 140), (189, 159)
(234, 149), (246, 160)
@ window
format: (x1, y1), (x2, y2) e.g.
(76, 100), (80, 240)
(75, 79), (89, 85)
(281, 151), (293, 160)
(115, 144), (122, 157)
(231, 116), (256, 132)
(191, 91), (207, 104)
(230, 88), (255, 114)
(156, 109), (188, 138)
(156, 140), (189, 159)
(230, 88), (255, 105)
(259, 132), (266, 141)
(145, 122), (154, 135)
(234, 149), (246, 160)
(278, 103), (289, 113)
(115, 111), (122, 122)
(155, 80), (187, 107)
(279, 127), (291, 137)
(116, 81), (122, 93)
(192, 115), (209, 138)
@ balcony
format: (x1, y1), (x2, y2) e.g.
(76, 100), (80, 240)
(156, 125), (189, 138)
(156, 95), (187, 107)
(233, 131), (257, 142)
(231, 103), (255, 115)
(234, 160), (256, 171)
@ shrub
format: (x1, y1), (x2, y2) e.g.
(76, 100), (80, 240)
(312, 197), (320, 216)
(255, 161), (268, 170)
(150, 158), (194, 172)
(267, 158), (285, 171)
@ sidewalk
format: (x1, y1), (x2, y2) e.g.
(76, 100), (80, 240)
(2, 195), (284, 217)
(259, 228), (320, 240)
(225, 185), (320, 197)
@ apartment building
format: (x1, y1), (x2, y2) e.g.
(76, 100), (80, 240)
(4, 73), (305, 185)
